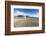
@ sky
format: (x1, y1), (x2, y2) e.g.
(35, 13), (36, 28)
(14, 8), (39, 17)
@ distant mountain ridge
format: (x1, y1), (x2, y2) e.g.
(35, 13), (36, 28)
(15, 15), (38, 18)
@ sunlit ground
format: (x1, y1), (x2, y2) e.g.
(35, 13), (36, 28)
(14, 16), (39, 27)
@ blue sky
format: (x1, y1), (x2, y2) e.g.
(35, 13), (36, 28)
(14, 8), (39, 17)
